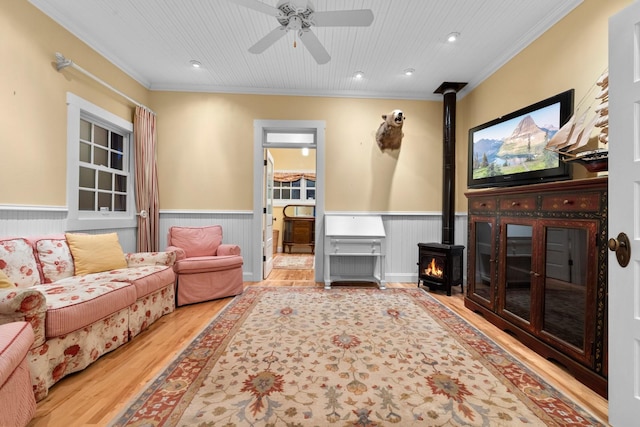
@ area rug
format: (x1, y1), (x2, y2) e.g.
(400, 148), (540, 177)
(110, 287), (603, 426)
(272, 254), (314, 270)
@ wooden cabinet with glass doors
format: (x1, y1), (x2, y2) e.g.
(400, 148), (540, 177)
(465, 177), (608, 397)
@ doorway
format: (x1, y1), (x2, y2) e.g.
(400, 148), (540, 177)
(269, 148), (316, 279)
(252, 120), (326, 283)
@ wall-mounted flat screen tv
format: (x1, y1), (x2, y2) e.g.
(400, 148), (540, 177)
(468, 89), (574, 189)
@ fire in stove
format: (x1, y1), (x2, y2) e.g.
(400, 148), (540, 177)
(424, 258), (443, 278)
(417, 243), (464, 296)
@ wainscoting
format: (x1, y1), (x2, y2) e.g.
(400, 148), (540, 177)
(0, 206), (467, 284)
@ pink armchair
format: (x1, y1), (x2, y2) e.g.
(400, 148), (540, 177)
(0, 322), (36, 427)
(166, 226), (244, 306)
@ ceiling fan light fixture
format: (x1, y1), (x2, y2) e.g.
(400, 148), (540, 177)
(447, 32), (460, 43)
(404, 68), (415, 76)
(354, 71), (364, 79)
(190, 60), (202, 68)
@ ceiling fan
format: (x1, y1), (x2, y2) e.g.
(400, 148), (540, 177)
(232, 0), (374, 64)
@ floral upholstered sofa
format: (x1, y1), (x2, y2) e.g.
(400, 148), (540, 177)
(0, 232), (176, 401)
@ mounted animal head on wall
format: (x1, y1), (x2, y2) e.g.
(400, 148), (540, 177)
(375, 110), (405, 151)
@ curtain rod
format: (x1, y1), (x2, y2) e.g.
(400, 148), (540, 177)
(55, 52), (154, 114)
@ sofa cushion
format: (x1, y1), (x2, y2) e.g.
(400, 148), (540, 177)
(0, 238), (40, 288)
(66, 233), (127, 275)
(0, 269), (15, 288)
(33, 280), (136, 338)
(173, 255), (243, 275)
(168, 226), (222, 257)
(65, 266), (175, 300)
(33, 235), (75, 284)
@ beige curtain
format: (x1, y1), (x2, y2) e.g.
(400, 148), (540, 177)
(274, 172), (316, 182)
(134, 106), (160, 252)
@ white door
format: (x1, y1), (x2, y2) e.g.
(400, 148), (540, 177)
(608, 2), (640, 423)
(263, 150), (275, 278)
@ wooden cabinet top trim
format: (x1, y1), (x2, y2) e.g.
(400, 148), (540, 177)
(465, 177), (607, 199)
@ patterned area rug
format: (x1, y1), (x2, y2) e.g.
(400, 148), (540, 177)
(272, 254), (314, 270)
(110, 287), (602, 426)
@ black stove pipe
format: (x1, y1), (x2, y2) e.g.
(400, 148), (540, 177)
(434, 82), (467, 246)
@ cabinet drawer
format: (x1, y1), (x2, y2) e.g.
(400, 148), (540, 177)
(470, 197), (496, 211)
(541, 192), (601, 212)
(499, 196), (536, 211)
(328, 239), (382, 255)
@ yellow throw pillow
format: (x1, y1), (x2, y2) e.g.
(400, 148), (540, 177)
(0, 268), (16, 288)
(66, 233), (127, 275)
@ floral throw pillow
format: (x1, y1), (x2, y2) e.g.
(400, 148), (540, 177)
(0, 238), (41, 288)
(35, 238), (75, 284)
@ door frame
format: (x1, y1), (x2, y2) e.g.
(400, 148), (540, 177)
(252, 119), (326, 282)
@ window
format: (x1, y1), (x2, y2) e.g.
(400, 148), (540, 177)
(66, 93), (136, 230)
(273, 172), (315, 205)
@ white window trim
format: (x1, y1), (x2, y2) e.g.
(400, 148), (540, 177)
(66, 93), (136, 230)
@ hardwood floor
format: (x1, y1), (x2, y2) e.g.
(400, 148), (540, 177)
(28, 264), (609, 426)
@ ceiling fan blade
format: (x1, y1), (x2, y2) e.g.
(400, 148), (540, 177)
(230, 0), (281, 17)
(249, 26), (287, 54)
(311, 10), (374, 27)
(298, 29), (330, 64)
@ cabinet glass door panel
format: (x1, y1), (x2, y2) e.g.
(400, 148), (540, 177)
(504, 224), (533, 322)
(472, 221), (494, 302)
(542, 227), (587, 349)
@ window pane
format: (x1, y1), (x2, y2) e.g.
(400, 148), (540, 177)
(274, 189), (281, 199)
(292, 179), (301, 188)
(283, 189), (290, 199)
(78, 190), (94, 210)
(97, 192), (112, 211)
(111, 133), (124, 152)
(114, 194), (126, 212)
(306, 179), (315, 188)
(111, 152), (123, 170)
(114, 174), (127, 192)
(306, 189), (316, 200)
(79, 167), (95, 188)
(94, 125), (108, 147)
(282, 182), (291, 188)
(94, 147), (108, 166)
(79, 142), (91, 163)
(98, 170), (112, 190)
(292, 189), (300, 199)
(80, 119), (91, 141)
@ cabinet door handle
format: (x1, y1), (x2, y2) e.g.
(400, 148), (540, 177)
(563, 199), (573, 205)
(529, 270), (541, 277)
(511, 201), (520, 207)
(480, 202), (487, 207)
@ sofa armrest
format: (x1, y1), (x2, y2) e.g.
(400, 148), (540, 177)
(217, 244), (241, 256)
(125, 251), (177, 267)
(0, 288), (47, 348)
(0, 322), (34, 386)
(165, 246), (187, 261)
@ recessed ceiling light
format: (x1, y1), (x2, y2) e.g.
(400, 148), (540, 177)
(354, 71), (364, 79)
(404, 68), (415, 76)
(447, 32), (460, 43)
(190, 60), (202, 68)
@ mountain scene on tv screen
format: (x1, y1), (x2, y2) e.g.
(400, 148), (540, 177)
(472, 115), (560, 179)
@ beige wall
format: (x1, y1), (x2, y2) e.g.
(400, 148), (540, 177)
(151, 91), (441, 211)
(456, 0), (632, 209)
(1, 0), (630, 216)
(0, 1), (149, 206)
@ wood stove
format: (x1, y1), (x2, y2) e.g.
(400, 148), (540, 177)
(417, 243), (464, 296)
(417, 82), (467, 296)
